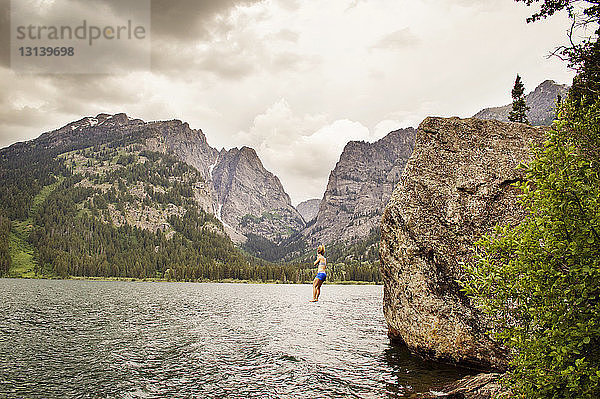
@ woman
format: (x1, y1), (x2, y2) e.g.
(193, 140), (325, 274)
(310, 244), (326, 302)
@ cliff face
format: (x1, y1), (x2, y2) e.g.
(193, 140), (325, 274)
(474, 79), (569, 126)
(305, 128), (415, 245)
(296, 199), (320, 222)
(144, 120), (218, 181)
(146, 122), (304, 243)
(145, 123), (305, 244)
(211, 146), (305, 243)
(380, 117), (546, 369)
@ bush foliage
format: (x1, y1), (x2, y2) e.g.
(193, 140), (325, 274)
(462, 2), (600, 397)
(462, 96), (600, 398)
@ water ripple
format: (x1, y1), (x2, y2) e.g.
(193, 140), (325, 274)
(0, 279), (470, 398)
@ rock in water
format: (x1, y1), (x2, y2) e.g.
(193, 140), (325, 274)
(421, 373), (507, 399)
(380, 116), (546, 369)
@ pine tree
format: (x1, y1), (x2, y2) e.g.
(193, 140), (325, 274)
(508, 74), (530, 124)
(555, 93), (562, 119)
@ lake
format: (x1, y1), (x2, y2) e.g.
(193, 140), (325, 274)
(0, 279), (469, 398)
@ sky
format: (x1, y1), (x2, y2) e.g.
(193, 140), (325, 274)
(0, 0), (577, 205)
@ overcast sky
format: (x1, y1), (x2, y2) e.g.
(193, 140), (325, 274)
(0, 0), (576, 204)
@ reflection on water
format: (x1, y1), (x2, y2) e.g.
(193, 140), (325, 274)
(0, 279), (470, 398)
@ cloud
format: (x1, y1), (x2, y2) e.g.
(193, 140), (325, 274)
(0, 0), (578, 204)
(373, 120), (404, 138)
(273, 29), (299, 43)
(235, 99), (388, 204)
(370, 28), (419, 50)
(91, 0), (263, 43)
(149, 2), (312, 79)
(1, 0), (266, 74)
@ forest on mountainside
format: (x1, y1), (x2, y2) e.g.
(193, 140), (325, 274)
(0, 137), (381, 283)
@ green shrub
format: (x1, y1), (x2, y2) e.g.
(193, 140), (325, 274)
(462, 97), (600, 398)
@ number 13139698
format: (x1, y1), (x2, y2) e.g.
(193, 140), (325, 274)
(18, 47), (74, 56)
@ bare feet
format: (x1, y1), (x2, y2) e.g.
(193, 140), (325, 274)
(309, 299), (318, 302)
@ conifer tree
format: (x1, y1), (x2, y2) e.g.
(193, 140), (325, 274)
(508, 74), (530, 124)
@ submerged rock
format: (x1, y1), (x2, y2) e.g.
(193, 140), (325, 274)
(422, 373), (507, 399)
(380, 117), (546, 369)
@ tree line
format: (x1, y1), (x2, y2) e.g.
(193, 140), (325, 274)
(0, 213), (10, 275)
(0, 143), (382, 283)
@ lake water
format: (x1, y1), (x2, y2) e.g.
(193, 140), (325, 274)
(0, 279), (470, 398)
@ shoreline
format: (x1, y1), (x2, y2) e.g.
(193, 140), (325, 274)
(0, 275), (381, 285)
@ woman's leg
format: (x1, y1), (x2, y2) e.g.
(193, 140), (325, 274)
(315, 279), (323, 301)
(311, 278), (318, 301)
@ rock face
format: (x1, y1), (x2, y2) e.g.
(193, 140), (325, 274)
(146, 125), (304, 244)
(144, 119), (218, 181)
(211, 146), (305, 243)
(305, 128), (415, 245)
(296, 199), (320, 222)
(474, 79), (569, 126)
(147, 121), (305, 243)
(380, 117), (546, 369)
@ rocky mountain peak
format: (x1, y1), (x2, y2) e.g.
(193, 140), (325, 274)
(60, 112), (131, 132)
(211, 146), (302, 243)
(240, 145), (257, 156)
(109, 112), (129, 125)
(305, 127), (416, 245)
(473, 79), (569, 126)
(144, 119), (217, 181)
(538, 79), (561, 90)
(296, 199), (320, 223)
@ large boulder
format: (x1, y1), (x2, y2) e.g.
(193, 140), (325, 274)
(380, 116), (546, 369)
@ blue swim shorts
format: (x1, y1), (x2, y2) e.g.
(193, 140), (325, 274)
(316, 272), (326, 281)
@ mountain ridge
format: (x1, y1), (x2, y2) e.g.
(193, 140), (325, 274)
(1, 113), (304, 245)
(304, 127), (416, 246)
(473, 80), (569, 126)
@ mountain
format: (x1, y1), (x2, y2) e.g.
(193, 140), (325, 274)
(0, 113), (307, 267)
(304, 128), (416, 246)
(473, 80), (569, 126)
(211, 146), (304, 244)
(295, 199), (320, 222)
(0, 113), (251, 279)
(143, 117), (219, 181)
(0, 112), (414, 267)
(21, 113), (303, 244)
(129, 115), (305, 243)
